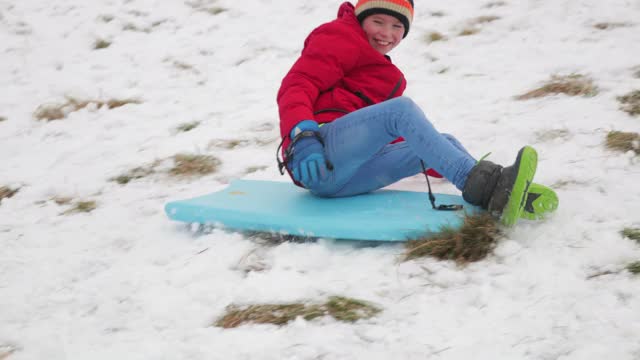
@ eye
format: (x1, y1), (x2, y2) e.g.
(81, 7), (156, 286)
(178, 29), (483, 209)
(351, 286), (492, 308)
(393, 23), (404, 29)
(374, 19), (383, 25)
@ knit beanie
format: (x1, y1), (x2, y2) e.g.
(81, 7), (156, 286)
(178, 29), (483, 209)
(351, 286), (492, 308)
(354, 0), (414, 38)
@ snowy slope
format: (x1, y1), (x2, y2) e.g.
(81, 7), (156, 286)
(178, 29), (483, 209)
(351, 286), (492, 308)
(1, 0), (640, 359)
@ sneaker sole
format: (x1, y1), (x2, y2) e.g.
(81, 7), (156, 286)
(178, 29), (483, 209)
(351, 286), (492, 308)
(501, 146), (538, 227)
(521, 183), (559, 220)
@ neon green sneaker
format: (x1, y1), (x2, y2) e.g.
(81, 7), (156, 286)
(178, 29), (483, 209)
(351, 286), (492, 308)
(521, 183), (559, 220)
(489, 146), (538, 227)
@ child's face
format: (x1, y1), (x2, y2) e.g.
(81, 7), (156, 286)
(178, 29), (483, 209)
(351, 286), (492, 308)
(361, 14), (405, 55)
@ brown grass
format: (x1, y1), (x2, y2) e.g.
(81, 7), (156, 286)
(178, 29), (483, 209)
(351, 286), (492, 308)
(516, 74), (598, 100)
(606, 131), (640, 154)
(459, 27), (480, 36)
(621, 228), (640, 243)
(628, 261), (640, 275)
(215, 296), (381, 328)
(34, 96), (141, 121)
(593, 22), (632, 30)
(484, 1), (506, 8)
(404, 213), (501, 264)
(111, 165), (155, 184)
(617, 90), (640, 116)
(176, 121), (200, 132)
(169, 154), (220, 176)
(535, 128), (571, 142)
(0, 186), (19, 203)
(0, 116), (7, 122)
(424, 31), (447, 43)
(62, 200), (97, 215)
(93, 38), (112, 49)
(470, 15), (501, 25)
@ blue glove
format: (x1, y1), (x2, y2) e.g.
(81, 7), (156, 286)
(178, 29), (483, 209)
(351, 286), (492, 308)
(288, 120), (330, 187)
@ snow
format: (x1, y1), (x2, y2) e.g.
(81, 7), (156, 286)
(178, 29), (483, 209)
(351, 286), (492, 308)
(1, 0), (640, 359)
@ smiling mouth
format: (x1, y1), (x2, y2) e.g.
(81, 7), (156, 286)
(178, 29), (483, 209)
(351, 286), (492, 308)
(374, 39), (392, 47)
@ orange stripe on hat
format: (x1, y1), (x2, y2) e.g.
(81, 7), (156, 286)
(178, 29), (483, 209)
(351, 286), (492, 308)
(354, 0), (414, 38)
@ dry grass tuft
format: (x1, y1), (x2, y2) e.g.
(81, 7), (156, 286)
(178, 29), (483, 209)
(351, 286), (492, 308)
(484, 1), (507, 8)
(535, 128), (571, 142)
(205, 7), (226, 15)
(0, 116), (7, 122)
(424, 31), (447, 43)
(459, 27), (480, 36)
(176, 121), (201, 132)
(606, 131), (640, 154)
(430, 11), (446, 17)
(93, 38), (112, 49)
(208, 139), (251, 149)
(111, 166), (155, 185)
(215, 296), (380, 328)
(169, 154), (221, 177)
(617, 90), (640, 116)
(621, 228), (640, 243)
(627, 261), (640, 275)
(404, 213), (501, 264)
(62, 200), (97, 215)
(515, 74), (598, 100)
(470, 15), (501, 24)
(593, 22), (632, 30)
(0, 186), (19, 203)
(34, 96), (141, 121)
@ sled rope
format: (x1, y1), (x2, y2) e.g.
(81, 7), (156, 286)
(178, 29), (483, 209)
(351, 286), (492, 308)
(420, 160), (463, 211)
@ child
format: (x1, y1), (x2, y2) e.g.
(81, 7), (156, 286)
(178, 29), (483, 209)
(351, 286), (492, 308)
(276, 0), (549, 226)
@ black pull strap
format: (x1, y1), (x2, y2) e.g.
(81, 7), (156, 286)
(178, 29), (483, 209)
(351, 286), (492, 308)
(420, 160), (463, 211)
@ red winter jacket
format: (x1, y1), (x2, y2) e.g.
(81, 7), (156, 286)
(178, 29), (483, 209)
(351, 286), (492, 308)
(277, 2), (407, 151)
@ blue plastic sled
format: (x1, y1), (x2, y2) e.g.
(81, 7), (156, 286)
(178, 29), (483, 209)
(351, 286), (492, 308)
(164, 180), (481, 242)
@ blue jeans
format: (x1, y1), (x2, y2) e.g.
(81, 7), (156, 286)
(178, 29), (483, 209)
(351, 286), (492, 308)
(307, 97), (477, 197)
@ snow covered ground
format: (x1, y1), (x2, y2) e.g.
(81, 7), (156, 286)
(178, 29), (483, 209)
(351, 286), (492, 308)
(1, 0), (640, 359)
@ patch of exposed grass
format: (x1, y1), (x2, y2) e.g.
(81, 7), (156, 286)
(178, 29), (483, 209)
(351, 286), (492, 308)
(459, 27), (480, 36)
(430, 11), (446, 17)
(245, 165), (268, 174)
(208, 139), (250, 149)
(176, 121), (200, 133)
(0, 186), (19, 203)
(98, 14), (114, 23)
(606, 131), (640, 154)
(621, 228), (640, 243)
(0, 116), (7, 122)
(169, 154), (220, 177)
(593, 22), (632, 30)
(62, 200), (97, 215)
(205, 7), (226, 15)
(424, 31), (447, 43)
(617, 90), (640, 117)
(515, 74), (598, 100)
(470, 15), (501, 25)
(93, 38), (111, 50)
(627, 261), (640, 275)
(123, 23), (151, 33)
(535, 128), (571, 142)
(215, 296), (381, 328)
(34, 96), (141, 121)
(52, 196), (73, 205)
(633, 66), (640, 79)
(110, 165), (155, 185)
(485, 1), (507, 8)
(404, 213), (501, 264)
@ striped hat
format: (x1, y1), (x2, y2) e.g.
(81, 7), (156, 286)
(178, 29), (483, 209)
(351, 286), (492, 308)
(354, 0), (414, 38)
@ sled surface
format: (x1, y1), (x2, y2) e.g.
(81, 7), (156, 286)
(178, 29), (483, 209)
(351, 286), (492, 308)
(165, 180), (481, 241)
